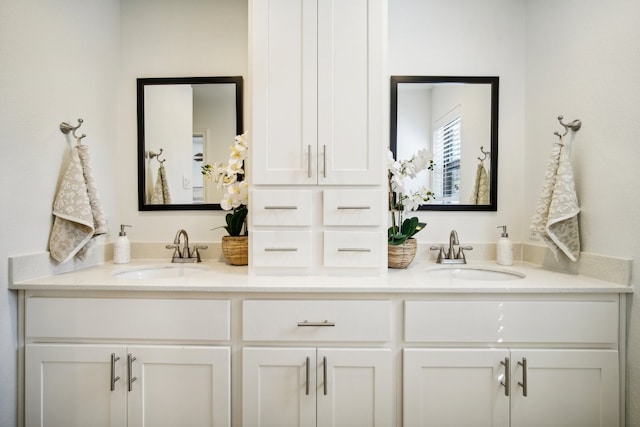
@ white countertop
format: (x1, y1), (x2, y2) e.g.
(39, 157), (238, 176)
(10, 257), (632, 294)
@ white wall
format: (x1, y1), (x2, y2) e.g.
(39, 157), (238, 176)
(389, 0), (526, 245)
(0, 1), (120, 425)
(523, 0), (640, 423)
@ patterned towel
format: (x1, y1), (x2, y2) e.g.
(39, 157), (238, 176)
(150, 164), (171, 204)
(530, 139), (580, 261)
(469, 163), (489, 205)
(49, 145), (107, 263)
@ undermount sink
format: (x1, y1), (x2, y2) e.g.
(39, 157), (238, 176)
(113, 264), (210, 280)
(424, 266), (526, 281)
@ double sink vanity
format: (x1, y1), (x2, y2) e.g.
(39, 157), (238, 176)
(11, 251), (630, 427)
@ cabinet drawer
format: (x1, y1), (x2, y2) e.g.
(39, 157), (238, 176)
(252, 190), (312, 226)
(323, 190), (383, 226)
(323, 231), (384, 268)
(26, 297), (230, 341)
(405, 299), (619, 344)
(243, 300), (391, 342)
(251, 231), (312, 267)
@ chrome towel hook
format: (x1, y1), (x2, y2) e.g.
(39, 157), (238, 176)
(59, 118), (86, 143)
(554, 115), (582, 138)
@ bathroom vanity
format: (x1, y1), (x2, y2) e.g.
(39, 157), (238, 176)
(12, 259), (629, 427)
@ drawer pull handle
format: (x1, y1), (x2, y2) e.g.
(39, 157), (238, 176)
(323, 356), (328, 395)
(336, 206), (371, 210)
(323, 144), (327, 178)
(264, 206), (298, 210)
(110, 353), (120, 391)
(337, 248), (371, 252)
(308, 145), (312, 178)
(297, 320), (336, 327)
(305, 356), (310, 395)
(264, 247), (298, 252)
(518, 357), (528, 397)
(127, 353), (137, 392)
(500, 357), (510, 396)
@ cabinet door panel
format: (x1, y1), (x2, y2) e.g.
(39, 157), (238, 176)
(243, 347), (316, 427)
(25, 344), (127, 427)
(510, 349), (619, 427)
(127, 346), (230, 427)
(403, 348), (510, 427)
(317, 348), (392, 427)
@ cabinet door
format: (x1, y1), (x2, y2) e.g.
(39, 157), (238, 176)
(510, 349), (619, 427)
(243, 347), (316, 427)
(25, 344), (127, 427)
(127, 345), (230, 427)
(317, 0), (384, 185)
(251, 0), (318, 185)
(403, 348), (510, 427)
(317, 348), (392, 427)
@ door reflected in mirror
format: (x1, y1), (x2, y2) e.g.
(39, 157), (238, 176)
(391, 76), (498, 211)
(137, 76), (243, 211)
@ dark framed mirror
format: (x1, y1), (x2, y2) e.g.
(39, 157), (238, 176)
(137, 76), (244, 211)
(390, 76), (499, 211)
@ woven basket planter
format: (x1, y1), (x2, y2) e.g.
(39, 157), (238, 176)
(388, 237), (417, 269)
(221, 235), (249, 266)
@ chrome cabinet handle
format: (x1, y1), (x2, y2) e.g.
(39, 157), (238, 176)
(336, 206), (371, 210)
(127, 353), (137, 392)
(322, 145), (327, 178)
(500, 357), (510, 396)
(110, 353), (120, 391)
(297, 320), (336, 327)
(337, 248), (371, 252)
(264, 247), (298, 252)
(264, 206), (298, 210)
(323, 356), (328, 395)
(518, 357), (528, 396)
(308, 145), (311, 178)
(305, 357), (310, 395)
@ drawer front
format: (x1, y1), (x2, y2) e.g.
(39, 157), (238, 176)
(323, 189), (383, 226)
(405, 299), (619, 344)
(26, 297), (230, 341)
(251, 231), (312, 267)
(243, 300), (391, 342)
(323, 231), (385, 268)
(252, 190), (312, 226)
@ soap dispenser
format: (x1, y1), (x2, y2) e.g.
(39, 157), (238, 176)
(496, 225), (513, 266)
(114, 224), (132, 264)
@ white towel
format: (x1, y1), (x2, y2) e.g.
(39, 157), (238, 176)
(469, 163), (489, 205)
(150, 164), (171, 204)
(530, 138), (580, 261)
(49, 145), (107, 263)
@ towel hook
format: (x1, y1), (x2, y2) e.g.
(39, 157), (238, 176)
(148, 148), (166, 164)
(59, 118), (86, 143)
(477, 146), (490, 163)
(554, 115), (582, 138)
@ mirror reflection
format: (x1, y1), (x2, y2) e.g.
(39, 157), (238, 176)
(390, 76), (498, 211)
(137, 76), (243, 211)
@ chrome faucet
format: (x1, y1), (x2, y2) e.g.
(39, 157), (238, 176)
(430, 229), (473, 264)
(166, 229), (208, 263)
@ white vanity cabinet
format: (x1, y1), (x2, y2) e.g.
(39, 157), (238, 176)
(403, 296), (622, 427)
(241, 299), (393, 426)
(251, 0), (385, 185)
(23, 295), (231, 427)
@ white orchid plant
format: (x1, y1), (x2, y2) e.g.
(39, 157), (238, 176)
(387, 148), (435, 245)
(202, 133), (249, 236)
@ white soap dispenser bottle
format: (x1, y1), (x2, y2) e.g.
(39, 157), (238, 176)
(114, 224), (132, 264)
(496, 225), (513, 266)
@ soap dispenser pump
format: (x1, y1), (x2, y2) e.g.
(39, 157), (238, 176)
(114, 224), (132, 264)
(496, 225), (513, 266)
